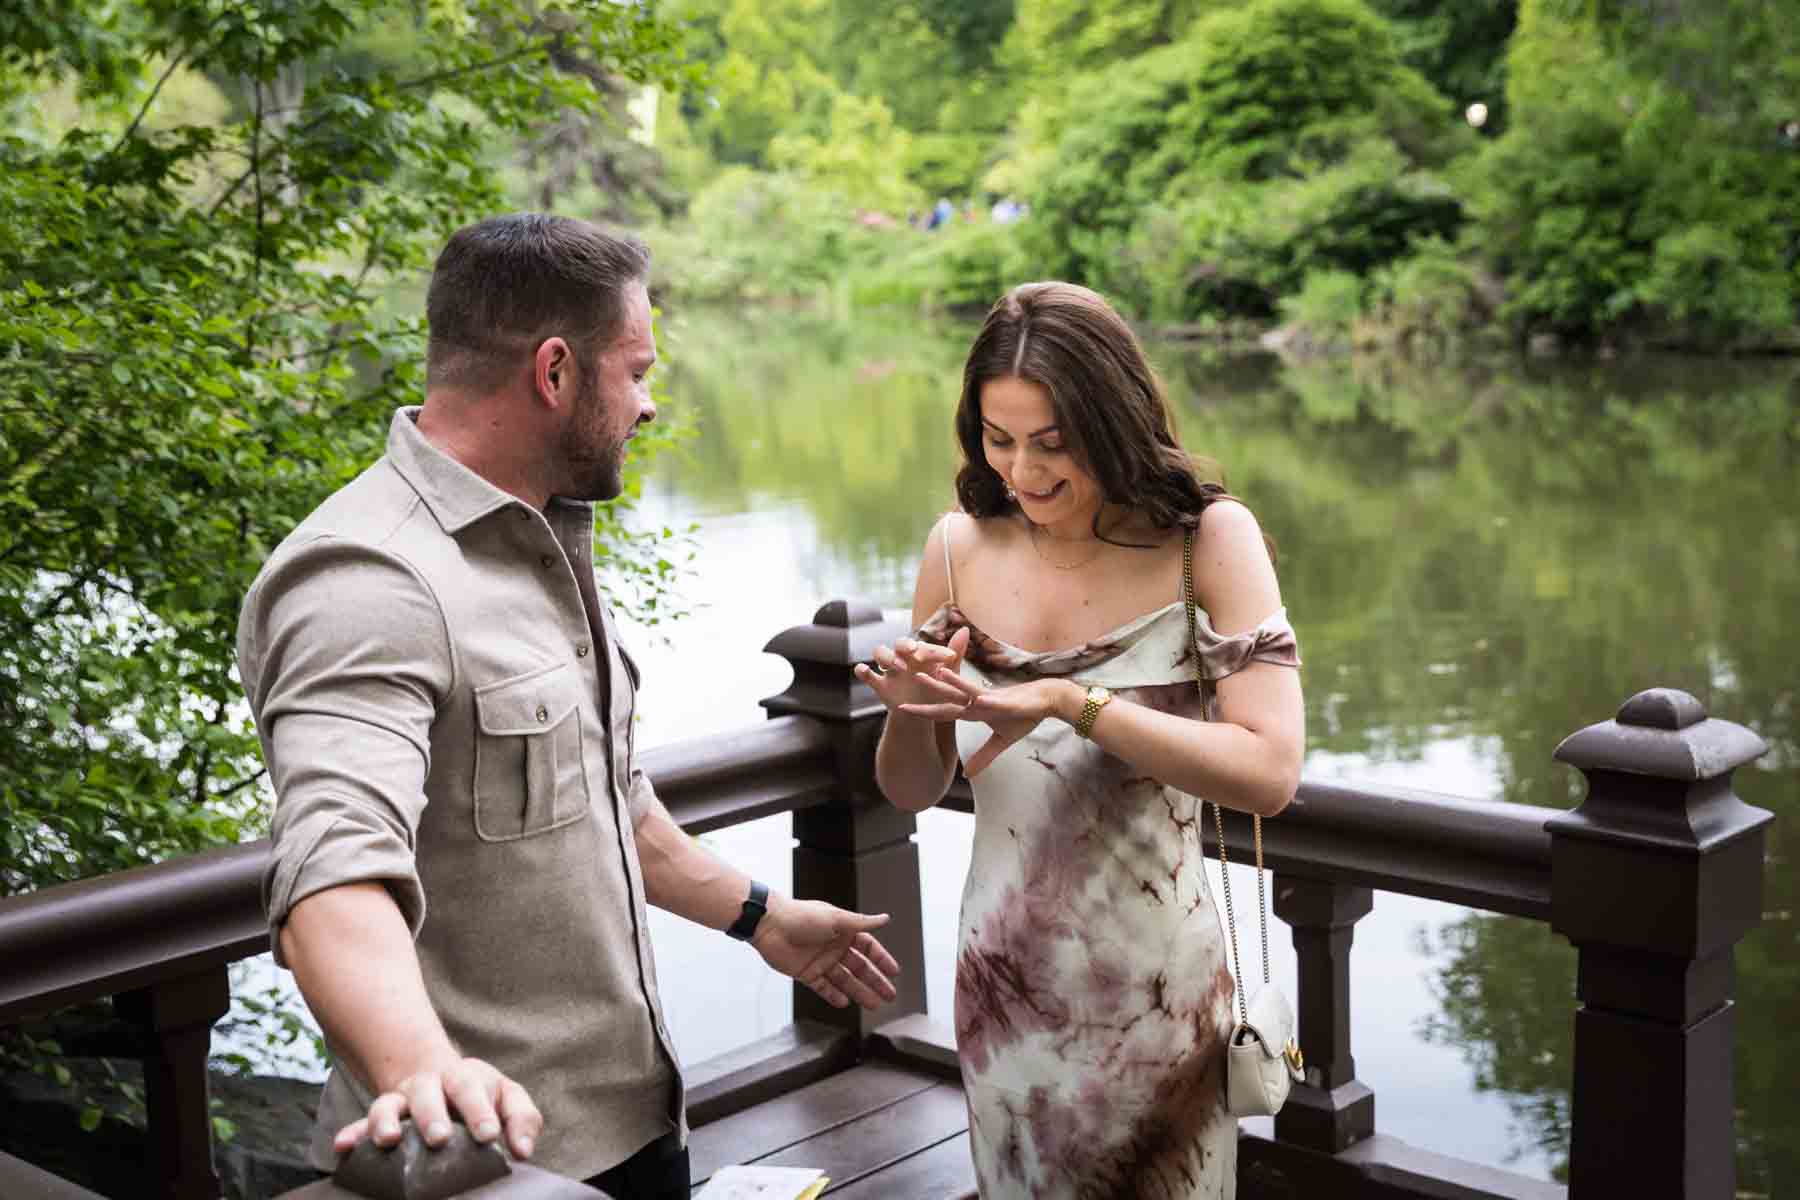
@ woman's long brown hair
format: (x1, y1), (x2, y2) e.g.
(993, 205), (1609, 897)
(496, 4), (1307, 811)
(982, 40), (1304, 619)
(954, 281), (1229, 547)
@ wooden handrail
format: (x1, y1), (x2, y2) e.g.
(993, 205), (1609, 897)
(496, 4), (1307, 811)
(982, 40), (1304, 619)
(949, 774), (1557, 919)
(0, 593), (1774, 1200)
(0, 715), (842, 1025)
(0, 840), (266, 1025)
(646, 713), (838, 833)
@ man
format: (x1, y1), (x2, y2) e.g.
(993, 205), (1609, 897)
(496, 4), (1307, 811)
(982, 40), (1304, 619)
(237, 214), (901, 1197)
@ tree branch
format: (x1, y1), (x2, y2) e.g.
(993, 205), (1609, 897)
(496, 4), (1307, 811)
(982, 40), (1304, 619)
(206, 767), (269, 805)
(248, 54), (265, 360)
(110, 51), (191, 154)
(188, 698), (230, 813)
(394, 45), (548, 94)
(285, 319), (425, 366)
(29, 571), (102, 626)
(208, 45), (551, 217)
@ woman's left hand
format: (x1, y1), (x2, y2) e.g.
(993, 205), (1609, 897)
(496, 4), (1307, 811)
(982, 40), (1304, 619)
(898, 669), (1071, 776)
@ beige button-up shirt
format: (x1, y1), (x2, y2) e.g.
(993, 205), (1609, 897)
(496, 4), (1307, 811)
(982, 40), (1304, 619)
(237, 408), (682, 1180)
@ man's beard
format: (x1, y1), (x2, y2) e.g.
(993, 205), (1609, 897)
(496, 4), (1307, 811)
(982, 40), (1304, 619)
(559, 374), (627, 502)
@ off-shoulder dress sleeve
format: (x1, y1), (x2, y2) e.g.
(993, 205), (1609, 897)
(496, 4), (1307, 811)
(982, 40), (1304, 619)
(1191, 605), (1300, 680)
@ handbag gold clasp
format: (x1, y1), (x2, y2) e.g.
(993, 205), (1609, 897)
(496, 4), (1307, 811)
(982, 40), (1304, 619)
(1283, 1039), (1304, 1074)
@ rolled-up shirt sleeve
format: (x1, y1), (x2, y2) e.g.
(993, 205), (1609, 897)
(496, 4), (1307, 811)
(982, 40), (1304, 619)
(625, 762), (660, 825)
(238, 535), (452, 965)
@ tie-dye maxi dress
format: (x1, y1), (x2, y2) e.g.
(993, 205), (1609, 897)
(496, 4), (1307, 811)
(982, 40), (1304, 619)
(918, 573), (1299, 1200)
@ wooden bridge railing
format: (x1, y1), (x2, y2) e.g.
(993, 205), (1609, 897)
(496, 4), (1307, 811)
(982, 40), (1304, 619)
(0, 598), (1776, 1199)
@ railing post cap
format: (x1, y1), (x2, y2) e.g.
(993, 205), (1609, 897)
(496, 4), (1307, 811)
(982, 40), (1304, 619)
(810, 598), (885, 629)
(1616, 687), (1707, 730)
(1552, 688), (1767, 783)
(762, 597), (903, 668)
(761, 598), (910, 722)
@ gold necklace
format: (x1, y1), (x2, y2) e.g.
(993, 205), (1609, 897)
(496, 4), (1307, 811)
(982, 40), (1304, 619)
(1028, 522), (1105, 570)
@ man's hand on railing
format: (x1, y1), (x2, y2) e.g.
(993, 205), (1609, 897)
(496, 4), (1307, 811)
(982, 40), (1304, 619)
(332, 1056), (543, 1163)
(750, 896), (902, 1010)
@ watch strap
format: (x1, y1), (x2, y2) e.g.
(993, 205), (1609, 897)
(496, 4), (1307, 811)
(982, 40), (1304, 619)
(726, 879), (770, 941)
(1075, 685), (1112, 739)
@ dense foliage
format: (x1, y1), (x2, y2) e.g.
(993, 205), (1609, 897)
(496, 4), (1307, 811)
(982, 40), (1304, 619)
(1021, 0), (1469, 321)
(1465, 0), (1800, 341)
(650, 0), (1800, 348)
(0, 0), (693, 897)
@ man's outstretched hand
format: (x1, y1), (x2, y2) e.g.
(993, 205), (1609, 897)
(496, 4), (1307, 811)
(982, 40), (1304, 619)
(751, 896), (902, 1010)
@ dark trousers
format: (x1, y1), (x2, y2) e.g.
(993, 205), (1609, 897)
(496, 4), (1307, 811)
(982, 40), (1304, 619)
(586, 1129), (690, 1200)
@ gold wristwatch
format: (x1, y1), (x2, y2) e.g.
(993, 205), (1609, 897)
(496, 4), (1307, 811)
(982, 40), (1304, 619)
(1074, 685), (1113, 739)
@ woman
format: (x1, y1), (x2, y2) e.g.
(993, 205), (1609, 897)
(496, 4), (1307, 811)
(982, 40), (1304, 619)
(855, 282), (1304, 1199)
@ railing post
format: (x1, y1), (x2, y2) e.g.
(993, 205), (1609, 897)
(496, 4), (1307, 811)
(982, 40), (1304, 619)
(1549, 688), (1772, 1199)
(763, 599), (927, 1038)
(114, 968), (232, 1200)
(1270, 875), (1375, 1153)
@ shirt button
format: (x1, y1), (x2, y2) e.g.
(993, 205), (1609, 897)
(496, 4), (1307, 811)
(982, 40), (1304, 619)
(575, 643), (590, 658)
(540, 554), (555, 569)
(535, 705), (549, 723)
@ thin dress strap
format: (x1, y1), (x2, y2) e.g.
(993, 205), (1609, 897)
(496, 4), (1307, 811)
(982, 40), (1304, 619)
(940, 512), (958, 606)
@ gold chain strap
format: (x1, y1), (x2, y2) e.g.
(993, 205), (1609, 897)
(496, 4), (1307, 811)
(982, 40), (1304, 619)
(1210, 798), (1250, 1024)
(1185, 527), (1269, 1028)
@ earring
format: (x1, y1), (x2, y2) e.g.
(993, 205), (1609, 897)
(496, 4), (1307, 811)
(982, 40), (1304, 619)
(1004, 486), (1017, 501)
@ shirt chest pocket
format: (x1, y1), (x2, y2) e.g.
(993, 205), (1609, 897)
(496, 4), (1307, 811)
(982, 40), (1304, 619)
(472, 662), (592, 842)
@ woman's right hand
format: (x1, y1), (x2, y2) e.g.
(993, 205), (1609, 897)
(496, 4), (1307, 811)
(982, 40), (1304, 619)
(855, 626), (970, 713)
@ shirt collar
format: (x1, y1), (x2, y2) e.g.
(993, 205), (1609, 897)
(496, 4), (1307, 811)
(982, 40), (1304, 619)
(385, 406), (593, 534)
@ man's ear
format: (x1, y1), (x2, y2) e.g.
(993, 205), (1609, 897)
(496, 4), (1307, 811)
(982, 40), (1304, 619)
(533, 337), (572, 409)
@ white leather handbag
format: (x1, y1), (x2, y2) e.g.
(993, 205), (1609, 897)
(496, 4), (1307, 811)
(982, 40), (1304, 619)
(1212, 801), (1306, 1118)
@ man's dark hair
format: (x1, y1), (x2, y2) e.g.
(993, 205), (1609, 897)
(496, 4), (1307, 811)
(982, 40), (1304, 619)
(425, 213), (650, 391)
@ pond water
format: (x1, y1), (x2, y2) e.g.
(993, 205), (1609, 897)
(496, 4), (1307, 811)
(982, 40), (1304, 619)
(615, 308), (1798, 1191)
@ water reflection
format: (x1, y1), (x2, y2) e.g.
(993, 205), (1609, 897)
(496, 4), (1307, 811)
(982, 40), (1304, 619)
(629, 308), (1797, 1187)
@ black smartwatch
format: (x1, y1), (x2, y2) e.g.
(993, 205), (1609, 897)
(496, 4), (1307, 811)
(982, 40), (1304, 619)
(725, 879), (770, 941)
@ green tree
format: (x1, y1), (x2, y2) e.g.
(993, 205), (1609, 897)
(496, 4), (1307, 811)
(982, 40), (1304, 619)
(1464, 0), (1800, 342)
(1367, 0), (1517, 129)
(670, 0), (838, 167)
(912, 0), (1017, 75)
(670, 0), (1015, 199)
(1002, 0), (1212, 81)
(0, 0), (691, 896)
(1021, 0), (1466, 319)
(770, 90), (924, 215)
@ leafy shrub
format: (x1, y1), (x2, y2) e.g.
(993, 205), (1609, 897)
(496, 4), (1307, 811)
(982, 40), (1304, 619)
(1638, 226), (1795, 346)
(1366, 236), (1488, 350)
(1019, 0), (1468, 324)
(651, 168), (889, 304)
(849, 219), (1031, 313)
(1280, 270), (1368, 342)
(769, 90), (925, 215)
(1117, 135), (1463, 323)
(1023, 0), (1465, 290)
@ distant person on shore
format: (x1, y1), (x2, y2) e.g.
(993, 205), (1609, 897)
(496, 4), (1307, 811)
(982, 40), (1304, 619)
(858, 281), (1304, 1197)
(237, 214), (901, 1198)
(926, 196), (954, 231)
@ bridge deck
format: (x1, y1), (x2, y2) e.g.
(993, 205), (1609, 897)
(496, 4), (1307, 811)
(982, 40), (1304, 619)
(689, 1059), (975, 1199)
